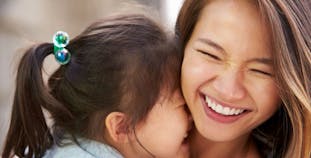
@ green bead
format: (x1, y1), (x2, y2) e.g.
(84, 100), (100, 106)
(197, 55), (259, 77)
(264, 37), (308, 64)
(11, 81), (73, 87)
(53, 31), (69, 47)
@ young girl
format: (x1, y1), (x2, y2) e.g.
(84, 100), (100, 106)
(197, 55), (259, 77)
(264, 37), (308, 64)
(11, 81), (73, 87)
(2, 14), (192, 158)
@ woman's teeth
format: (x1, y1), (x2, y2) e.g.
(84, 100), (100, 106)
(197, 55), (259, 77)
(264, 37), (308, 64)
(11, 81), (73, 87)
(205, 96), (245, 116)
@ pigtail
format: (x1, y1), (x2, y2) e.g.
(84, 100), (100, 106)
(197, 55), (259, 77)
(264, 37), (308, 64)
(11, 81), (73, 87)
(3, 43), (55, 158)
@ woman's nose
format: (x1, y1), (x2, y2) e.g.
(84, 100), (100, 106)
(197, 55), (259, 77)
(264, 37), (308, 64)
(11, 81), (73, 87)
(212, 69), (246, 101)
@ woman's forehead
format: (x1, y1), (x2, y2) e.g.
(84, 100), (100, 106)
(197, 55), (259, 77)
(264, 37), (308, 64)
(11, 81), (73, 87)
(191, 0), (272, 57)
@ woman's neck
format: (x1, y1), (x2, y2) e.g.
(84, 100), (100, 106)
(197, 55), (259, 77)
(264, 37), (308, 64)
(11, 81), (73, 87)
(190, 129), (260, 158)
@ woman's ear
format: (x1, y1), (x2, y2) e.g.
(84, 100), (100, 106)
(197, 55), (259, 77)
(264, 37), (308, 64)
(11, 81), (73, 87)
(105, 112), (129, 143)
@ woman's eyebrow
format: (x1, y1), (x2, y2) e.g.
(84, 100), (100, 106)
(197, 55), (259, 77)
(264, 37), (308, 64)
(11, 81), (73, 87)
(247, 57), (273, 65)
(197, 37), (225, 53)
(196, 38), (273, 65)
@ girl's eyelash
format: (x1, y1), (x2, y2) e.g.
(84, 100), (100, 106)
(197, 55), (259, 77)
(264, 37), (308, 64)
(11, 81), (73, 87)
(183, 104), (191, 114)
(197, 50), (221, 60)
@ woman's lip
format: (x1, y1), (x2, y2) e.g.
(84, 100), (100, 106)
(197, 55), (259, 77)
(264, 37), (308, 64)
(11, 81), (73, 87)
(200, 93), (250, 123)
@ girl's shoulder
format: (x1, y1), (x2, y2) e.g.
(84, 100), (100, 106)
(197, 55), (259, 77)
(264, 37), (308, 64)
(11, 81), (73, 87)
(43, 138), (123, 158)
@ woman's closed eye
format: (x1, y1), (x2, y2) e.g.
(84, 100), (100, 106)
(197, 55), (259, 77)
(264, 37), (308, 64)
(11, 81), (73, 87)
(250, 68), (273, 77)
(197, 50), (221, 61)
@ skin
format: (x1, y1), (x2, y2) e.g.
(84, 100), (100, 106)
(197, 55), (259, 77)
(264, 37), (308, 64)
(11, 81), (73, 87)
(181, 0), (280, 157)
(133, 90), (192, 158)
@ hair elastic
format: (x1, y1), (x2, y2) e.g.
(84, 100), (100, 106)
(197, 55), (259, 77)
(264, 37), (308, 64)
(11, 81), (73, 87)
(53, 31), (71, 65)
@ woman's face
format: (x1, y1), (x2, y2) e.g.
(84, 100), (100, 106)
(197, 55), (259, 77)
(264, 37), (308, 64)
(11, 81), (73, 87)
(182, 0), (280, 142)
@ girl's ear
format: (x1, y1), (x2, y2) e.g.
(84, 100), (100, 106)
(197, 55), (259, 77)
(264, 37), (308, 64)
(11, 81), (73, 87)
(105, 112), (129, 143)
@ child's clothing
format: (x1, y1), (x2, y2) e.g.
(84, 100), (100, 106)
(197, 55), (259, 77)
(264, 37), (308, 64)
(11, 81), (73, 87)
(43, 138), (123, 158)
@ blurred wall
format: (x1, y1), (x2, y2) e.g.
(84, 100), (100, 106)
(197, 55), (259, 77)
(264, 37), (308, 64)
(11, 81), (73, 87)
(0, 0), (183, 153)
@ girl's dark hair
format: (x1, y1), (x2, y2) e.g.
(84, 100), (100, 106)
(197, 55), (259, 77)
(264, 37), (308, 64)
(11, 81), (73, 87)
(2, 14), (182, 158)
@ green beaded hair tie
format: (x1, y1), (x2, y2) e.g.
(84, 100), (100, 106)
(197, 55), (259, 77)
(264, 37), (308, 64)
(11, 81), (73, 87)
(53, 31), (71, 65)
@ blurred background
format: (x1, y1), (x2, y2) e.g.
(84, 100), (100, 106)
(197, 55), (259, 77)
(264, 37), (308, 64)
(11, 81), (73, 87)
(0, 0), (183, 152)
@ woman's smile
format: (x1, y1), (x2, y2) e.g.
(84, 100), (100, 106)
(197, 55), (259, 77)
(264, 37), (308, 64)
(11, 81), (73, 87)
(201, 93), (251, 123)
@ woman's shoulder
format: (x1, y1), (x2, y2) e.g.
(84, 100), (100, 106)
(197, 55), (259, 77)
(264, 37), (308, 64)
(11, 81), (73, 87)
(43, 138), (123, 158)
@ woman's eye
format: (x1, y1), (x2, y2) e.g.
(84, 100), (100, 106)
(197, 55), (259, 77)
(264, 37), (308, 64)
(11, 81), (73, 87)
(197, 50), (221, 61)
(250, 69), (273, 76)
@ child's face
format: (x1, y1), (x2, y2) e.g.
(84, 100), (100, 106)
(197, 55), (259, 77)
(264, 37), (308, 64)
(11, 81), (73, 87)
(133, 90), (192, 158)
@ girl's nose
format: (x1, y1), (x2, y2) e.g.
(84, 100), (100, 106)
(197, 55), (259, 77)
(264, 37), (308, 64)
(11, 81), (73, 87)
(187, 113), (193, 131)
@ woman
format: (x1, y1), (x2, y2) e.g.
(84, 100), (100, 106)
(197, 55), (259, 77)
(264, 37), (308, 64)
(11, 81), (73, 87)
(175, 0), (310, 157)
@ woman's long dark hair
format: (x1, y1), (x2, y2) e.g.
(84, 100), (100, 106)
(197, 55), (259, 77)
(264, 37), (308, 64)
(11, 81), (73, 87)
(3, 14), (182, 158)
